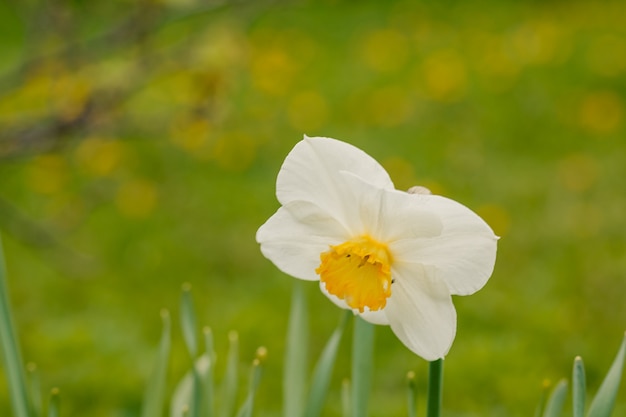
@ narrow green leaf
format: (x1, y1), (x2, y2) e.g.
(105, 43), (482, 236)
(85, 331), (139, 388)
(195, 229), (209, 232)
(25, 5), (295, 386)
(0, 236), (32, 417)
(542, 379), (568, 417)
(202, 327), (216, 417)
(218, 331), (239, 417)
(407, 371), (417, 417)
(171, 354), (211, 417)
(284, 281), (308, 417)
(180, 283), (198, 358)
(47, 388), (60, 417)
(352, 316), (374, 417)
(303, 311), (350, 417)
(26, 363), (41, 417)
(142, 309), (172, 417)
(234, 347), (266, 417)
(341, 379), (350, 417)
(534, 380), (552, 417)
(573, 356), (586, 417)
(427, 359), (444, 417)
(587, 333), (626, 417)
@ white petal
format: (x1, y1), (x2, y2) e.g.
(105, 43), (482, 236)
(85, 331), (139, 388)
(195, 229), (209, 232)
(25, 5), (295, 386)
(385, 264), (457, 360)
(337, 172), (443, 240)
(275, 137), (394, 229)
(256, 201), (348, 280)
(319, 282), (391, 325)
(389, 195), (498, 296)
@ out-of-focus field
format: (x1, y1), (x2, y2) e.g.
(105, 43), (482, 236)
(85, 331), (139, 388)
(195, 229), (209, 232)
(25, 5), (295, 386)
(0, 0), (625, 416)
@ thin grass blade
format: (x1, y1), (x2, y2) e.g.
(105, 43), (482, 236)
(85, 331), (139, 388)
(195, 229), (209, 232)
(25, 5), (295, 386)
(587, 333), (626, 417)
(573, 356), (586, 417)
(26, 363), (41, 417)
(180, 283), (198, 358)
(218, 331), (239, 417)
(47, 388), (59, 417)
(303, 311), (350, 417)
(542, 379), (568, 417)
(284, 281), (308, 417)
(351, 316), (374, 417)
(341, 379), (350, 417)
(534, 380), (552, 417)
(202, 327), (216, 417)
(141, 309), (172, 417)
(171, 354), (211, 417)
(234, 347), (266, 417)
(0, 236), (32, 417)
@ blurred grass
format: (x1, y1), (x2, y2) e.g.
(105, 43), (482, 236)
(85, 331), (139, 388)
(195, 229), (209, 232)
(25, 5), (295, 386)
(0, 0), (625, 416)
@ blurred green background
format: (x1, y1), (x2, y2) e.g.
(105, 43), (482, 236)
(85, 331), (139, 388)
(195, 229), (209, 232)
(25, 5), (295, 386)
(1, 0), (625, 416)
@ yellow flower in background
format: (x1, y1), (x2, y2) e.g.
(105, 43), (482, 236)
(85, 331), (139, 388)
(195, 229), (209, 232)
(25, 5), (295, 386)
(257, 136), (498, 360)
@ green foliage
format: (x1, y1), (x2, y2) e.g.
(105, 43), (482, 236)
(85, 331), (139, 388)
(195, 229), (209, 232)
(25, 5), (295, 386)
(535, 335), (626, 417)
(543, 380), (568, 417)
(303, 311), (349, 417)
(351, 317), (374, 417)
(587, 334), (626, 417)
(0, 236), (31, 417)
(426, 360), (444, 417)
(141, 310), (171, 417)
(284, 282), (308, 417)
(573, 357), (586, 417)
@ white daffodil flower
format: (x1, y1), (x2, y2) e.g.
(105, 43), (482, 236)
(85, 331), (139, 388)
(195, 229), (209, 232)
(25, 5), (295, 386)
(256, 136), (498, 361)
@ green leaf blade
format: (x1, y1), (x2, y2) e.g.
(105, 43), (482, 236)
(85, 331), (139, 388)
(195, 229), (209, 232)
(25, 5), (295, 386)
(573, 356), (586, 417)
(180, 283), (198, 358)
(587, 333), (626, 417)
(0, 236), (32, 417)
(284, 281), (308, 417)
(303, 311), (349, 417)
(141, 309), (172, 417)
(543, 379), (568, 417)
(218, 331), (239, 417)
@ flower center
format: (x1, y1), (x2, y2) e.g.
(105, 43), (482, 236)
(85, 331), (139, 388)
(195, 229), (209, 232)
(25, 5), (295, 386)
(316, 235), (392, 313)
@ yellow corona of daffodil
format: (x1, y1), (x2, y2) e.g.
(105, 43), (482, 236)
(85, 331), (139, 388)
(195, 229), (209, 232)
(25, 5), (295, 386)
(256, 136), (498, 360)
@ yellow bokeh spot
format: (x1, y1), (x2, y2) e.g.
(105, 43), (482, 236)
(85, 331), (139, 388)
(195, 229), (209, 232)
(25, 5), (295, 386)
(360, 29), (410, 73)
(579, 91), (623, 135)
(170, 117), (211, 153)
(557, 153), (598, 193)
(422, 50), (467, 102)
(476, 204), (511, 237)
(287, 91), (329, 132)
(74, 138), (125, 177)
(115, 179), (158, 219)
(27, 154), (67, 195)
(317, 235), (392, 313)
(250, 48), (297, 96)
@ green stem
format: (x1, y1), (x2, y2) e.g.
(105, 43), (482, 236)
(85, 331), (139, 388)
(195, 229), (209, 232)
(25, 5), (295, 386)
(427, 359), (443, 417)
(351, 316), (374, 417)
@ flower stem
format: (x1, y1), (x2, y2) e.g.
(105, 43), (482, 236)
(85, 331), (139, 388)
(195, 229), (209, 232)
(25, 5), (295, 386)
(426, 359), (443, 417)
(352, 316), (374, 417)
